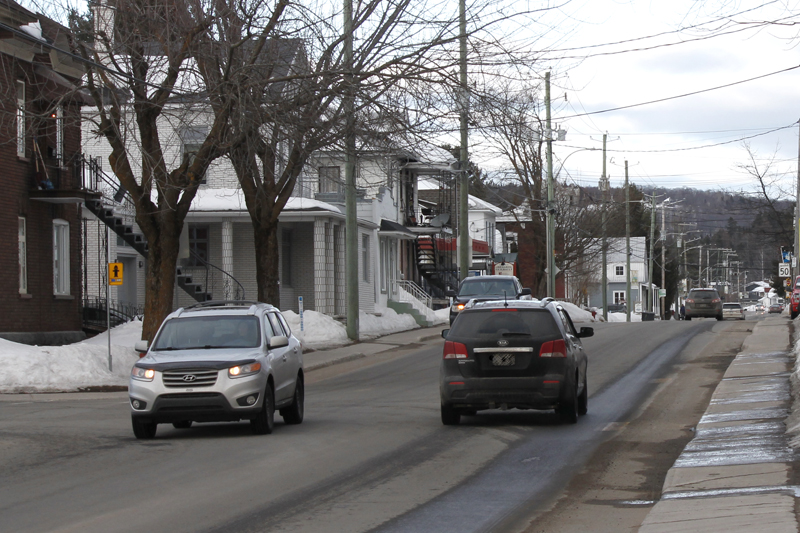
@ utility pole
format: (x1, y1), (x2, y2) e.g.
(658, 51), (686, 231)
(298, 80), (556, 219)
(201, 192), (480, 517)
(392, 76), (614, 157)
(545, 72), (555, 297)
(661, 200), (666, 318)
(601, 134), (608, 321)
(648, 193), (656, 314)
(458, 0), (469, 282)
(795, 119), (800, 282)
(344, 0), (358, 341)
(625, 161), (631, 322)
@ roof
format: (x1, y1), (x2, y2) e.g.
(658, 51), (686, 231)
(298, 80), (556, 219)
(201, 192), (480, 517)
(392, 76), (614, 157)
(468, 195), (503, 215)
(379, 219), (416, 239)
(189, 188), (342, 214)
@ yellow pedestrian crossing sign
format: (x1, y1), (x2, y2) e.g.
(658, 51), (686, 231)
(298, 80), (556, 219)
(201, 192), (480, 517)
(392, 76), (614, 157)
(109, 262), (123, 285)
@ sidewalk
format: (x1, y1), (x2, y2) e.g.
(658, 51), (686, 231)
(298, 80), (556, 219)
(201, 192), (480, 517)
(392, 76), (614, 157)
(304, 324), (447, 372)
(639, 316), (798, 532)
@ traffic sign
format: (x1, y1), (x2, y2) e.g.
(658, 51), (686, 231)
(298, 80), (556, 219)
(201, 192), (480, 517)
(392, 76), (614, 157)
(109, 262), (123, 285)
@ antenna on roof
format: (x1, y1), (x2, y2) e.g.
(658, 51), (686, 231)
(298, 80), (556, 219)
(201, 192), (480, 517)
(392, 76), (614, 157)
(503, 290), (508, 308)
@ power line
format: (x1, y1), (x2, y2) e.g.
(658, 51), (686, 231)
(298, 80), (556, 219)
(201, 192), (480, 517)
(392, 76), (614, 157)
(558, 65), (800, 120)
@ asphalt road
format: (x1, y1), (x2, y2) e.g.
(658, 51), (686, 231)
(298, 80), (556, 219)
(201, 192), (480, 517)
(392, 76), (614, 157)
(0, 318), (730, 533)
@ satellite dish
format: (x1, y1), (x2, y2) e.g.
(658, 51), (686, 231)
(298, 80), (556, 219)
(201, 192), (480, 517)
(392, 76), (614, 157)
(429, 213), (450, 228)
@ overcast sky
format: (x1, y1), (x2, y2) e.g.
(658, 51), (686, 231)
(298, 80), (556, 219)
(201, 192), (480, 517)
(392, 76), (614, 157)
(525, 0), (800, 195)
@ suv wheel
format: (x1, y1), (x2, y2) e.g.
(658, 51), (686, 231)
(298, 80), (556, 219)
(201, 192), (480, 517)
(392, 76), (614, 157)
(577, 374), (588, 416)
(280, 374), (304, 425)
(557, 376), (579, 424)
(716, 314), (723, 321)
(251, 384), (275, 435)
(132, 418), (157, 439)
(441, 403), (461, 425)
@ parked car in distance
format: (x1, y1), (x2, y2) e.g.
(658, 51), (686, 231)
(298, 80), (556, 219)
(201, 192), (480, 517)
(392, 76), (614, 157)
(439, 299), (592, 426)
(129, 300), (304, 439)
(684, 288), (723, 321)
(445, 275), (532, 325)
(722, 302), (745, 320)
(606, 303), (627, 314)
(769, 303), (784, 314)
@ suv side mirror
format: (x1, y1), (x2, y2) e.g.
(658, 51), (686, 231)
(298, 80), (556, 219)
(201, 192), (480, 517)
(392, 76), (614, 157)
(445, 289), (457, 298)
(441, 329), (450, 339)
(578, 327), (594, 338)
(134, 340), (149, 355)
(520, 288), (532, 296)
(269, 335), (289, 349)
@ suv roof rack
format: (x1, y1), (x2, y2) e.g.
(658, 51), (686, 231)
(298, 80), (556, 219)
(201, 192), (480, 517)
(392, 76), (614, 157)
(176, 300), (264, 317)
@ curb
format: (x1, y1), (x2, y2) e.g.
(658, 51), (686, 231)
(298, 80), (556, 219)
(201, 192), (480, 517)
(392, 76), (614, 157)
(639, 318), (797, 532)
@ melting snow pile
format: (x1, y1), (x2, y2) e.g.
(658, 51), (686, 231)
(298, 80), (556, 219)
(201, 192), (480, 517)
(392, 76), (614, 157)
(0, 307), (445, 392)
(0, 319), (144, 393)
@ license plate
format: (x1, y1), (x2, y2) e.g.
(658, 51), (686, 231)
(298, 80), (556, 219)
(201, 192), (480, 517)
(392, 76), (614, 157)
(491, 354), (515, 366)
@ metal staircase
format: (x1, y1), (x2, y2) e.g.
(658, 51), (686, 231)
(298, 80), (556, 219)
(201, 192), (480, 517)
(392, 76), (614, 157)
(80, 156), (239, 303)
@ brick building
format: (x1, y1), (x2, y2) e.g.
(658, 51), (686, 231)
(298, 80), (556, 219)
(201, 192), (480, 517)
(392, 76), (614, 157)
(0, 2), (89, 344)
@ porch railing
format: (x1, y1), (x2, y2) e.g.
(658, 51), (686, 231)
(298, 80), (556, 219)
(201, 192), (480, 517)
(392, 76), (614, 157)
(393, 280), (432, 310)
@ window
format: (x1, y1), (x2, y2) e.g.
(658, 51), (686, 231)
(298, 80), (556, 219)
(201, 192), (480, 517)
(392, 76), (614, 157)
(613, 291), (626, 304)
(362, 234), (370, 282)
(319, 166), (341, 193)
(53, 219), (70, 295)
(188, 225), (208, 266)
(18, 217), (27, 294)
(16, 80), (25, 157)
(54, 106), (63, 163)
(281, 229), (292, 287)
(615, 265), (624, 276)
(268, 313), (285, 337)
(182, 142), (206, 184)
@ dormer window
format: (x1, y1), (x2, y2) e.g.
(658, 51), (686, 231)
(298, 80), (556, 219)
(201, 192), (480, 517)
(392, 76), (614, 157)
(615, 265), (624, 276)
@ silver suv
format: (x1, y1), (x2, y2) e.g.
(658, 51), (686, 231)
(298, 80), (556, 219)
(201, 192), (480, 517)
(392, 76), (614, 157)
(129, 301), (304, 439)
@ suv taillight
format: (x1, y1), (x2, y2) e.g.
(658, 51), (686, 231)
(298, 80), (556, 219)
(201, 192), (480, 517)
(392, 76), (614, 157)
(444, 340), (469, 359)
(539, 339), (567, 358)
(711, 298), (721, 303)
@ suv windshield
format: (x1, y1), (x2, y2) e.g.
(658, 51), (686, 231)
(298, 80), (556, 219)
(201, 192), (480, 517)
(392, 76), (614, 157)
(459, 279), (517, 297)
(152, 316), (261, 350)
(449, 309), (560, 338)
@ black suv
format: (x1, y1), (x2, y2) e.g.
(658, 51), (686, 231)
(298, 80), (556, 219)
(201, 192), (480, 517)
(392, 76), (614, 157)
(446, 275), (532, 324)
(439, 299), (592, 425)
(684, 288), (723, 320)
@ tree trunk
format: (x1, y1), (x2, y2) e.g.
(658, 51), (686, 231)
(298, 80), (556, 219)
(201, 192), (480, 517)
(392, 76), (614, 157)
(253, 214), (281, 306)
(140, 215), (183, 342)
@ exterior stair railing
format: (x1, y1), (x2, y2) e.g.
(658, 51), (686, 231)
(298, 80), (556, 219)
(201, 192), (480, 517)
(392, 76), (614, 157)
(80, 155), (244, 304)
(393, 280), (433, 309)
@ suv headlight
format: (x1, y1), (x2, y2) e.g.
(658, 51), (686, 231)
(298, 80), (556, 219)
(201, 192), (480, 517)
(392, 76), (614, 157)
(228, 362), (262, 378)
(451, 303), (465, 313)
(131, 367), (155, 381)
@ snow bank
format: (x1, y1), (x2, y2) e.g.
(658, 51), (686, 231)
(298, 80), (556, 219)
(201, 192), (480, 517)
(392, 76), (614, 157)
(558, 302), (597, 323)
(0, 319), (144, 393)
(0, 305), (441, 393)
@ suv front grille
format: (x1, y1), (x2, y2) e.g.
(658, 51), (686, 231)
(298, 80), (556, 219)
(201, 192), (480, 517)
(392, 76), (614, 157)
(162, 369), (218, 388)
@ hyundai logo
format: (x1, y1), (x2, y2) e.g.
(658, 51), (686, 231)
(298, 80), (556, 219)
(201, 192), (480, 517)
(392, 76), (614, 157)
(182, 375), (197, 382)
(497, 340), (509, 347)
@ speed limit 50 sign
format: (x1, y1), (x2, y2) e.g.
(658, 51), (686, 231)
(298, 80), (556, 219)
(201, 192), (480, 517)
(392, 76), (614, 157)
(779, 263), (791, 278)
